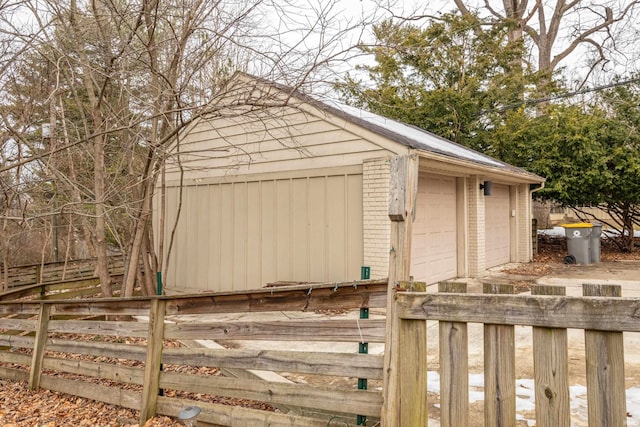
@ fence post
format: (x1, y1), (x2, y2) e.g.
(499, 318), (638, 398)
(381, 154), (423, 426)
(398, 314), (427, 427)
(531, 285), (570, 427)
(140, 298), (167, 424)
(583, 284), (626, 427)
(29, 303), (51, 390)
(483, 283), (516, 427)
(34, 265), (42, 285)
(438, 282), (468, 427)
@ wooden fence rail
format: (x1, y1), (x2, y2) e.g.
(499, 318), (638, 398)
(394, 282), (632, 427)
(1, 256), (125, 289)
(0, 279), (387, 426)
(1, 279), (637, 426)
(0, 277), (109, 302)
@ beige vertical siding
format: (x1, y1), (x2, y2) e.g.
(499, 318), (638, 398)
(195, 186), (210, 290)
(327, 176), (346, 281)
(276, 179), (291, 280)
(308, 177), (327, 281)
(485, 184), (511, 268)
(163, 171), (363, 293)
(346, 175), (364, 279)
(516, 184), (533, 262)
(219, 184), (234, 285)
(247, 181), (262, 287)
(208, 184), (222, 287)
(291, 178), (309, 281)
(260, 180), (277, 284)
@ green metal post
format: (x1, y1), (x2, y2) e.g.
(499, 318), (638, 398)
(357, 266), (370, 425)
(155, 271), (164, 396)
(156, 271), (162, 296)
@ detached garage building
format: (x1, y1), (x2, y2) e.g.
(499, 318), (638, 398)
(157, 73), (544, 294)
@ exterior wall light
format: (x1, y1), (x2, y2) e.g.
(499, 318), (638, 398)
(480, 180), (493, 196)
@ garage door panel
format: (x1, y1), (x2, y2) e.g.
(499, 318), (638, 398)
(412, 174), (457, 284)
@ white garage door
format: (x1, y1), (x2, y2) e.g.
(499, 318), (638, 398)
(485, 184), (511, 268)
(411, 174), (457, 284)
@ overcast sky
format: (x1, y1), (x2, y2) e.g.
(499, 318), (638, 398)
(252, 0), (440, 91)
(257, 0), (638, 94)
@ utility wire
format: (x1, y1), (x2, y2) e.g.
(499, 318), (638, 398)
(532, 76), (640, 103)
(484, 75), (640, 116)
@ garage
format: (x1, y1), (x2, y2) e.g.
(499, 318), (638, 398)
(411, 173), (458, 284)
(160, 72), (544, 294)
(485, 183), (511, 268)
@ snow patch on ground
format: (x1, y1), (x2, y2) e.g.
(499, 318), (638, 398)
(539, 225), (640, 238)
(427, 371), (640, 426)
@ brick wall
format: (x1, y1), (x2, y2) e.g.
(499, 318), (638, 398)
(362, 158), (391, 279)
(467, 176), (485, 276)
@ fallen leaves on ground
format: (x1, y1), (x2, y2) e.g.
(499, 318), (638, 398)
(504, 236), (640, 276)
(0, 380), (183, 426)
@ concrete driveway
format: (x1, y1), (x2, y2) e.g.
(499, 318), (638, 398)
(455, 260), (640, 294)
(536, 260), (640, 293)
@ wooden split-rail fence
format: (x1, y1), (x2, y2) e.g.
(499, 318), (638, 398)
(0, 277), (638, 426)
(0, 256), (133, 303)
(1, 256), (125, 289)
(0, 279), (388, 427)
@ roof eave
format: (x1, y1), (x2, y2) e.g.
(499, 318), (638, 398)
(416, 149), (545, 184)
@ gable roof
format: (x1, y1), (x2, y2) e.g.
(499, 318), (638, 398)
(212, 72), (544, 183)
(323, 100), (505, 168)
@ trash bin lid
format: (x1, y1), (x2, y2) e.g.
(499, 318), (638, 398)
(561, 222), (593, 228)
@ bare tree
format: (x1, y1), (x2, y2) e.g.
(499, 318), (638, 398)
(452, 0), (640, 89)
(0, 0), (371, 296)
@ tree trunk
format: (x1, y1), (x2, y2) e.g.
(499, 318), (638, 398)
(68, 0), (113, 297)
(93, 132), (113, 297)
(502, 0), (527, 43)
(140, 232), (156, 296)
(122, 151), (155, 297)
(0, 230), (8, 291)
(622, 206), (635, 252)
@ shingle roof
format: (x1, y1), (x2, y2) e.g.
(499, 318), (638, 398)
(326, 100), (506, 167)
